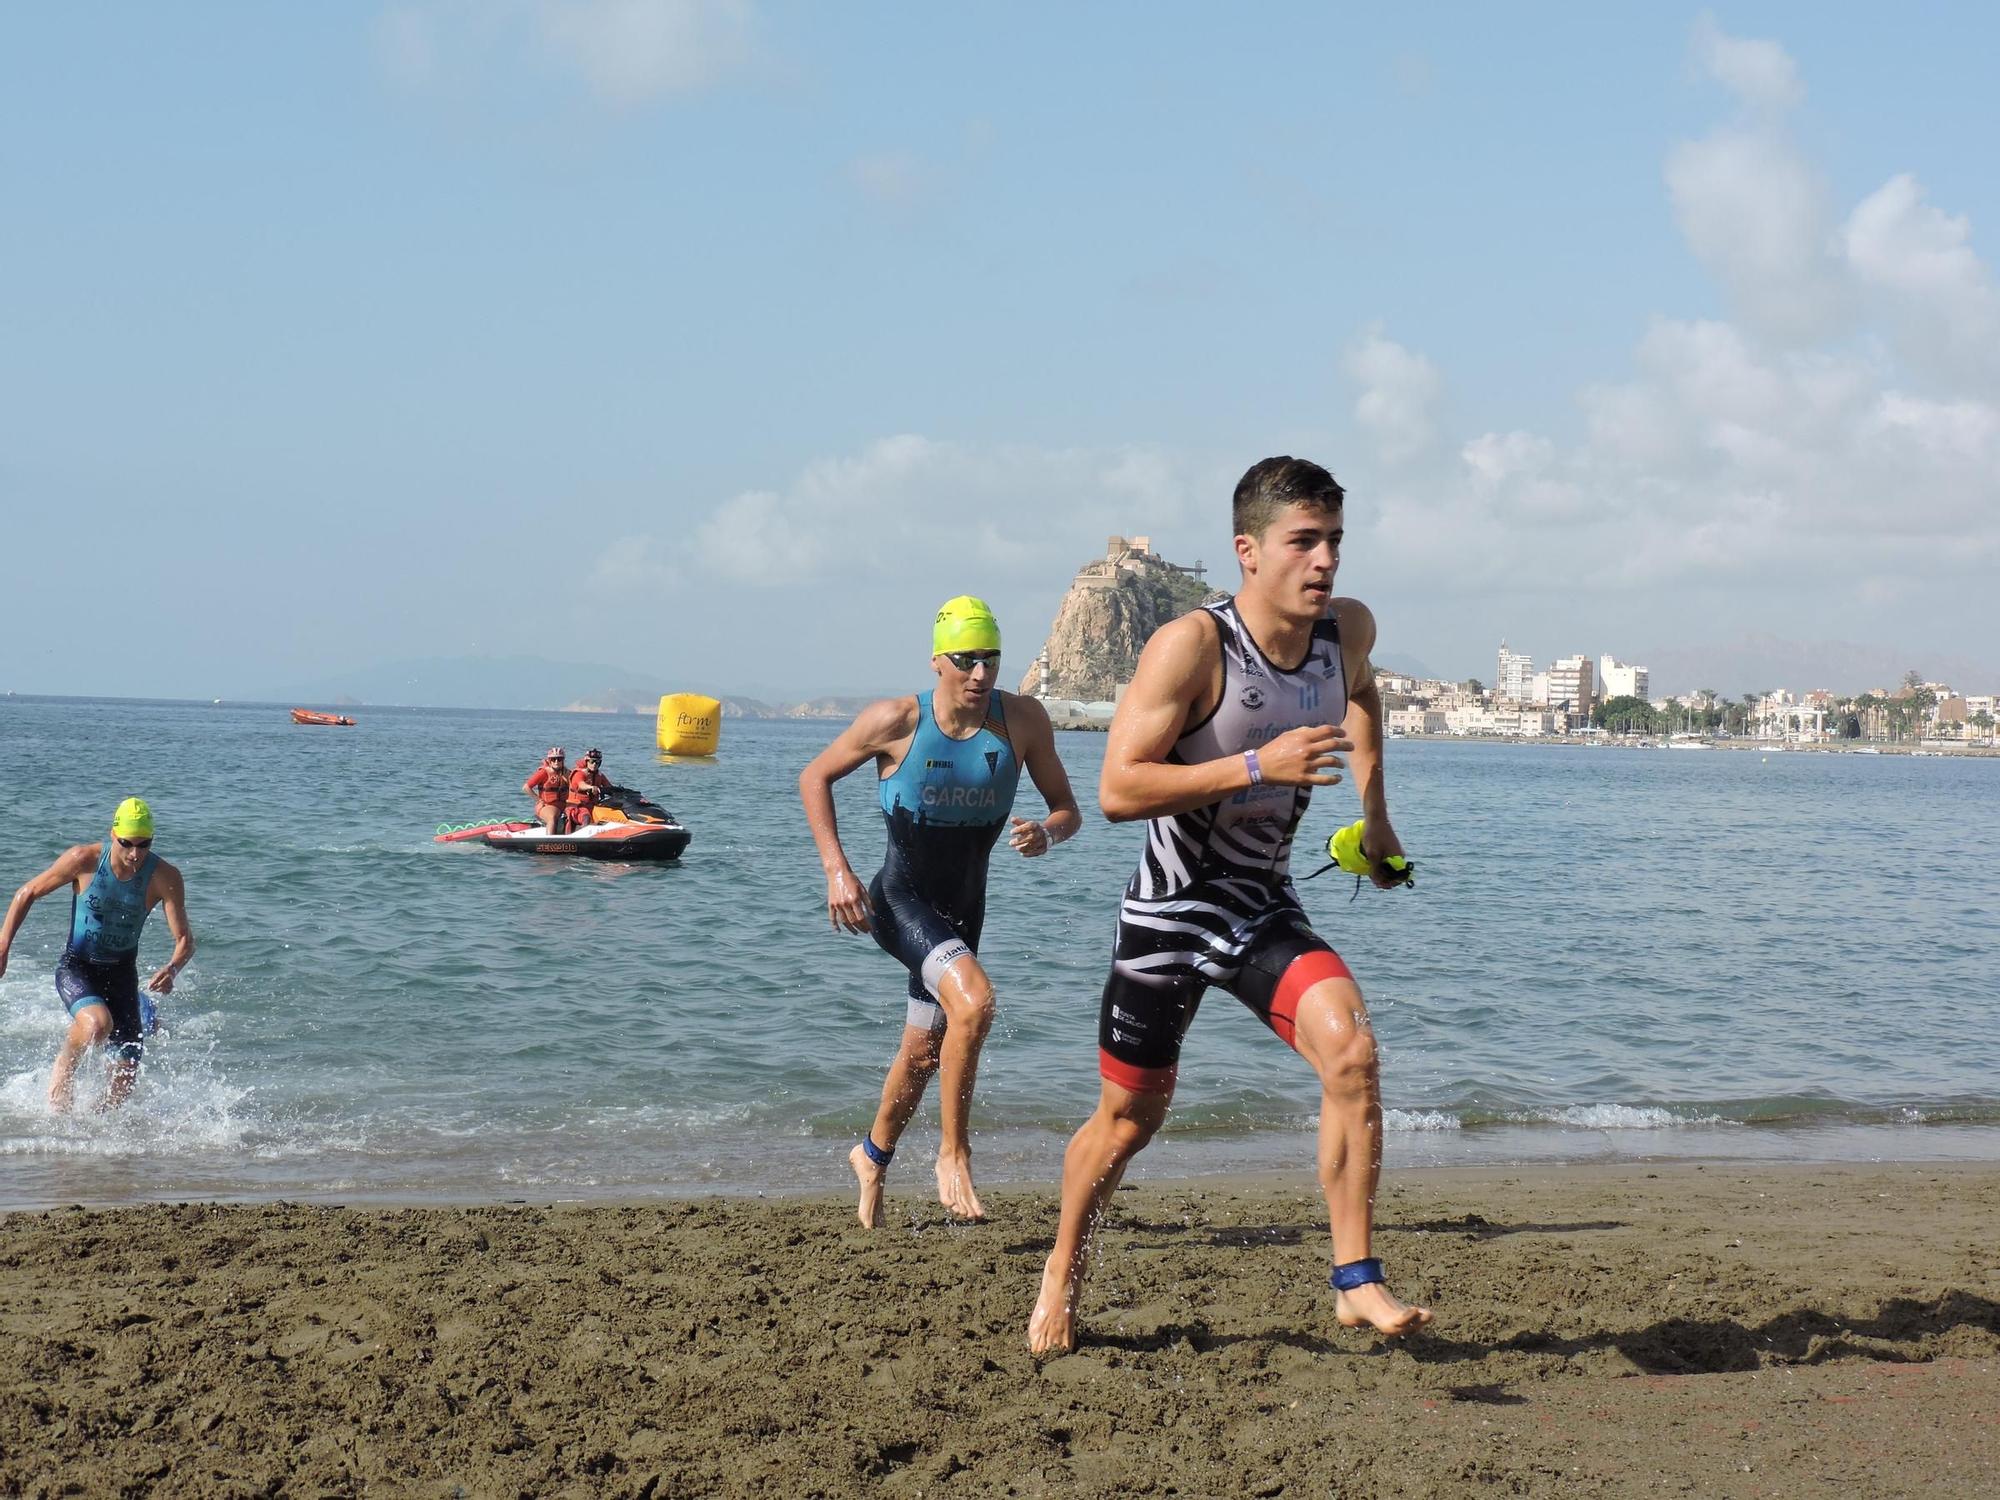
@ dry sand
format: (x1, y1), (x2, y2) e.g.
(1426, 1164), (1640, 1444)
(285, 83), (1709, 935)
(4, 1161), (1998, 1497)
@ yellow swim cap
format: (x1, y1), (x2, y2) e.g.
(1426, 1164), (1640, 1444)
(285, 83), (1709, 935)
(111, 797), (155, 839)
(933, 595), (1002, 655)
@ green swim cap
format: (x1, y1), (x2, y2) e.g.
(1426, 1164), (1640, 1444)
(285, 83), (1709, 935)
(112, 797), (155, 839)
(933, 595), (1002, 655)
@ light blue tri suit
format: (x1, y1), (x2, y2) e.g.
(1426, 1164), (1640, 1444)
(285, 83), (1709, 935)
(870, 690), (1022, 1030)
(54, 843), (160, 1063)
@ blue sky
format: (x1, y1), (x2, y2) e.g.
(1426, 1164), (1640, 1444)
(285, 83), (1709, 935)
(5, 3), (1996, 701)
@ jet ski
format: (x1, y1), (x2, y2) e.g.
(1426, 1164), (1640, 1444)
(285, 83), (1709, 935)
(440, 785), (691, 862)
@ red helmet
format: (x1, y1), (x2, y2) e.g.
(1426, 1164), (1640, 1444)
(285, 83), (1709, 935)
(545, 746), (566, 762)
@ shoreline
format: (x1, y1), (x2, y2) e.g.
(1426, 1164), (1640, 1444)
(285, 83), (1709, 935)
(11, 1113), (2000, 1217)
(15, 1120), (2000, 1224)
(5, 1161), (1996, 1495)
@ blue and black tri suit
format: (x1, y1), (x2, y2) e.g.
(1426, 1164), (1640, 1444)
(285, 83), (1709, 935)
(55, 843), (159, 1063)
(870, 690), (1022, 1030)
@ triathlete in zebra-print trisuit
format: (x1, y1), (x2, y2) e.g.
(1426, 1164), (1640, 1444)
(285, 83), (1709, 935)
(1098, 596), (1356, 1094)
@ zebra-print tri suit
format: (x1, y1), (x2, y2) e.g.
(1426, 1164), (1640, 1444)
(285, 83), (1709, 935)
(1097, 597), (1357, 1094)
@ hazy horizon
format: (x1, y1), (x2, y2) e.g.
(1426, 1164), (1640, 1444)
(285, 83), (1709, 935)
(6, 7), (1996, 703)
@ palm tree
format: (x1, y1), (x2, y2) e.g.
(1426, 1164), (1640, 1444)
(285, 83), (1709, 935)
(1854, 692), (1880, 742)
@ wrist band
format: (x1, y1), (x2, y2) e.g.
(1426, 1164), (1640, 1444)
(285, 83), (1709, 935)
(1244, 749), (1263, 785)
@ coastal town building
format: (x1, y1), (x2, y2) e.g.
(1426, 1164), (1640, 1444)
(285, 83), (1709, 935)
(1751, 689), (1828, 740)
(1277, 639), (1995, 748)
(1599, 656), (1650, 701)
(1496, 642), (1534, 702)
(1444, 705), (1561, 737)
(1387, 707), (1449, 735)
(1546, 655), (1594, 714)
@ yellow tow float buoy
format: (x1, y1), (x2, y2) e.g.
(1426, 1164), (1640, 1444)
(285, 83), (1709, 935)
(657, 693), (722, 756)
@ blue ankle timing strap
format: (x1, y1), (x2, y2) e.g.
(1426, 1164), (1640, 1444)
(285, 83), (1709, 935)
(860, 1135), (894, 1168)
(1331, 1257), (1385, 1292)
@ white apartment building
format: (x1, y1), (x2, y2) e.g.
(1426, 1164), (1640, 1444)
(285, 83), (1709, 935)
(1387, 707), (1450, 735)
(1546, 655), (1594, 713)
(1598, 655), (1649, 701)
(1496, 641), (1534, 702)
(1445, 705), (1561, 737)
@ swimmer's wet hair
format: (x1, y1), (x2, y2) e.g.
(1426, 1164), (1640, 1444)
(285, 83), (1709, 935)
(1232, 456), (1345, 541)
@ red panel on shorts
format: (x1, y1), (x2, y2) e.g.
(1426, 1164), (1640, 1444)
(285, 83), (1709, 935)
(1098, 1048), (1178, 1095)
(1268, 948), (1354, 1050)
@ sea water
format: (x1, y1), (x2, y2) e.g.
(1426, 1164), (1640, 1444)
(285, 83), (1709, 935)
(2, 696), (1996, 1209)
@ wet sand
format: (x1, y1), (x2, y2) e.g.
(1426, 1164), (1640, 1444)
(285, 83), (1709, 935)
(4, 1161), (1998, 1497)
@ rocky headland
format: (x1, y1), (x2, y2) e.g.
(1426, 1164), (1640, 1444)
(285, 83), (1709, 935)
(1019, 534), (1221, 703)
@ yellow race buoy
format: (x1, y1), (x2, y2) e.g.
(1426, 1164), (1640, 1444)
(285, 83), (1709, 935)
(657, 693), (722, 756)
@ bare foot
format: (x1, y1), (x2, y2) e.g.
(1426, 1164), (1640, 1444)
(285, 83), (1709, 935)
(935, 1152), (985, 1221)
(1026, 1254), (1081, 1355)
(1335, 1280), (1433, 1335)
(848, 1143), (885, 1229)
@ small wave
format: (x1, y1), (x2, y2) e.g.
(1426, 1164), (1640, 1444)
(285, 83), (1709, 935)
(0, 1071), (255, 1158)
(579, 1100), (760, 1132)
(1522, 1103), (1725, 1129)
(1384, 1108), (1461, 1132)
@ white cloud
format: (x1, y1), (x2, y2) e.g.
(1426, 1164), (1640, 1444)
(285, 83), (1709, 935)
(1359, 317), (2000, 596)
(847, 151), (930, 209)
(589, 533), (683, 594)
(1667, 18), (1850, 345)
(1691, 12), (1803, 113)
(375, 0), (754, 106)
(1843, 174), (2000, 386)
(1666, 129), (1846, 344)
(636, 435), (1220, 590)
(536, 0), (753, 106)
(373, 6), (437, 88)
(1346, 331), (1442, 467)
(1349, 15), (2000, 608)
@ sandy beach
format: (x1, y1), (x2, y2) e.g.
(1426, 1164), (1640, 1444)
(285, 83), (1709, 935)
(4, 1162), (1998, 1497)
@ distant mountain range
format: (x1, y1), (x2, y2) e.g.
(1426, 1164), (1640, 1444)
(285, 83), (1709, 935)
(1372, 651), (1437, 681)
(259, 655), (883, 719)
(255, 631), (1995, 720)
(1634, 634), (1999, 699)
(265, 655), (661, 711)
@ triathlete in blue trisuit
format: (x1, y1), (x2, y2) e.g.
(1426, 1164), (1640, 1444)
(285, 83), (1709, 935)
(800, 596), (1080, 1226)
(0, 798), (196, 1112)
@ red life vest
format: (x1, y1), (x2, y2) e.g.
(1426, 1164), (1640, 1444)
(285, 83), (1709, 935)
(528, 764), (568, 808)
(566, 767), (604, 811)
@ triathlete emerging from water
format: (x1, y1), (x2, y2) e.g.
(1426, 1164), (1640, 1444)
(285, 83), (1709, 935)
(801, 596), (1080, 1226)
(0, 798), (196, 1112)
(1027, 457), (1430, 1354)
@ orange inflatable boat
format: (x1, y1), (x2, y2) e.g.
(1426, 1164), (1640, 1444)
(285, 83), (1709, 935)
(290, 709), (356, 726)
